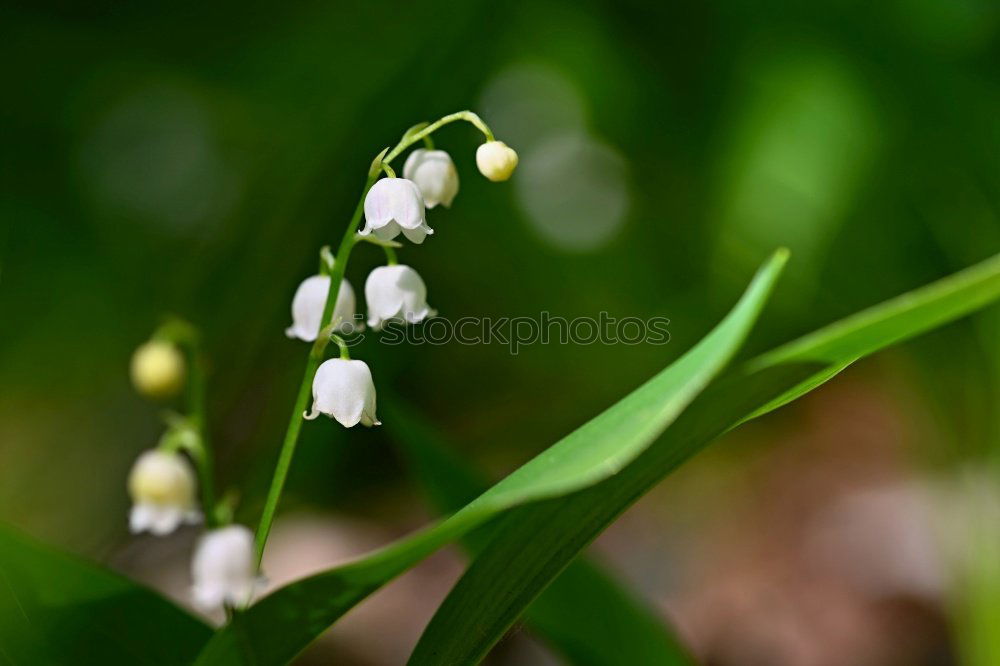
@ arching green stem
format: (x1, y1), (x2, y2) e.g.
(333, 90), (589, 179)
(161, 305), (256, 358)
(254, 174), (373, 564)
(253, 109), (497, 566)
(384, 110), (493, 164)
(154, 318), (218, 528)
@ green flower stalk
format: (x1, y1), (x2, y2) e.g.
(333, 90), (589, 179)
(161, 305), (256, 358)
(253, 111), (516, 564)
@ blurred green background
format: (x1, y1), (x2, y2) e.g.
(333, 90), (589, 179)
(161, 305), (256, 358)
(2, 0), (999, 663)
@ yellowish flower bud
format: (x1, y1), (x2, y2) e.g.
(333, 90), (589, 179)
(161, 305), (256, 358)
(131, 341), (186, 399)
(476, 141), (519, 182)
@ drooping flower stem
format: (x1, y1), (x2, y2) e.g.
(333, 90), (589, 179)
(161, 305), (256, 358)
(187, 339), (219, 528)
(253, 349), (316, 562)
(253, 111), (496, 565)
(384, 110), (493, 163)
(155, 317), (219, 528)
(254, 175), (373, 563)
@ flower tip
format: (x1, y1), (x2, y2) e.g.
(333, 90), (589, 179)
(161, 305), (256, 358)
(130, 340), (186, 399)
(476, 141), (518, 182)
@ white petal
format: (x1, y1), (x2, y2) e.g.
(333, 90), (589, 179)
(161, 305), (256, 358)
(333, 279), (357, 332)
(400, 223), (433, 244)
(363, 179), (395, 229)
(286, 275), (356, 341)
(392, 179), (426, 229)
(364, 265), (433, 327)
(129, 503), (155, 533)
(191, 525), (262, 612)
(192, 582), (226, 613)
(365, 266), (406, 321)
(363, 178), (426, 234)
(149, 506), (185, 536)
(404, 306), (434, 323)
(308, 359), (378, 428)
(373, 220), (402, 241)
(130, 503), (189, 536)
(286, 275), (326, 342)
(402, 148), (426, 181)
(404, 150), (459, 209)
(360, 407), (381, 427)
(362, 385), (380, 426)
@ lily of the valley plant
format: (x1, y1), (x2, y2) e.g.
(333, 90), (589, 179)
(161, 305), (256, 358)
(127, 112), (516, 614)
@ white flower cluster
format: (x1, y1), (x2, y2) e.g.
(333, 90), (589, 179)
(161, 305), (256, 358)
(288, 140), (516, 430)
(125, 446), (264, 614)
(128, 337), (264, 615)
(124, 126), (517, 619)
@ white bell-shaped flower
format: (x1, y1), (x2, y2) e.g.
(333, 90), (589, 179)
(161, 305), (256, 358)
(359, 178), (434, 244)
(191, 525), (266, 612)
(304, 358), (380, 427)
(364, 264), (435, 330)
(476, 141), (519, 182)
(128, 449), (201, 535)
(403, 149), (459, 208)
(285, 274), (357, 341)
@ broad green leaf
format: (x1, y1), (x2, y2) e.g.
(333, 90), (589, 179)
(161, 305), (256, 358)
(409, 251), (1000, 665)
(383, 401), (694, 665)
(196, 250), (788, 665)
(0, 524), (211, 665)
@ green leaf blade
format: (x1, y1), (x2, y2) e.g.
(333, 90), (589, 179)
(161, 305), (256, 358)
(525, 558), (694, 666)
(0, 524), (212, 665)
(746, 251), (1000, 421)
(384, 401), (694, 665)
(408, 251), (1000, 664)
(407, 362), (821, 665)
(754, 251), (1000, 367)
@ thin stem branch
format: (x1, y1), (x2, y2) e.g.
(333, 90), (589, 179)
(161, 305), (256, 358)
(157, 318), (218, 528)
(187, 341), (218, 528)
(383, 246), (398, 265)
(253, 109), (494, 566)
(254, 172), (376, 564)
(383, 110), (493, 164)
(330, 333), (352, 360)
